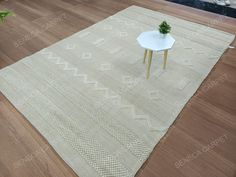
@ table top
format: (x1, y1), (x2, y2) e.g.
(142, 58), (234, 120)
(137, 31), (175, 51)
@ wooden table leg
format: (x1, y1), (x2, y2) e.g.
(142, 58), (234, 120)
(143, 49), (147, 64)
(146, 50), (153, 79)
(163, 50), (168, 69)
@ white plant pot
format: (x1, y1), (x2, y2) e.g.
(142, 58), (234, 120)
(160, 33), (167, 38)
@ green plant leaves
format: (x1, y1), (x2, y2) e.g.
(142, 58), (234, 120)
(159, 21), (171, 34)
(0, 11), (13, 23)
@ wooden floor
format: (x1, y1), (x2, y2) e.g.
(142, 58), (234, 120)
(0, 0), (236, 177)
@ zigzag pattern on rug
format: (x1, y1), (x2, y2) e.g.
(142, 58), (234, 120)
(40, 48), (168, 132)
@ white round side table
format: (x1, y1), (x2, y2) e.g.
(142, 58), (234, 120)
(137, 31), (175, 79)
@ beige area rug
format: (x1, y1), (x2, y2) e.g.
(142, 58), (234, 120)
(0, 6), (234, 177)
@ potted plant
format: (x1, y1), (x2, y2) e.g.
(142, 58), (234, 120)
(159, 21), (171, 38)
(0, 10), (12, 22)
